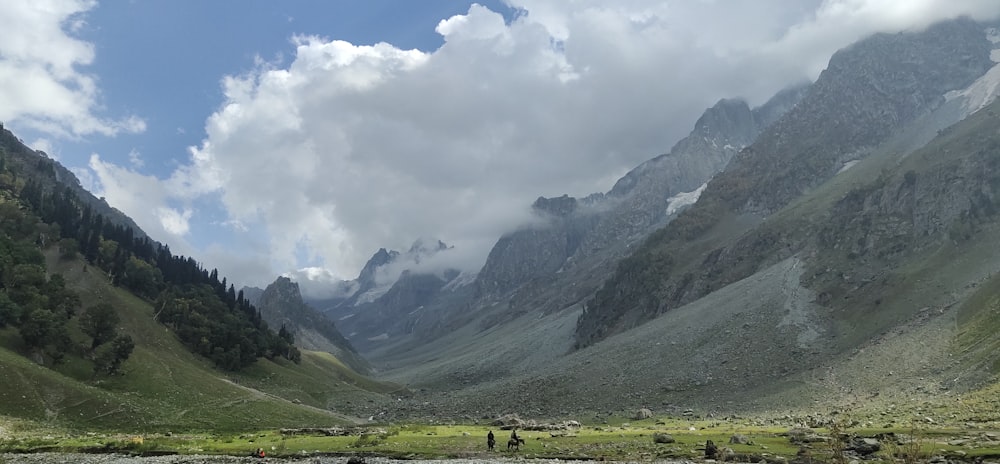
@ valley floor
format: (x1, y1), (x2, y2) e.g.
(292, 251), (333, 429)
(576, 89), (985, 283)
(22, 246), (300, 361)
(1, 455), (687, 464)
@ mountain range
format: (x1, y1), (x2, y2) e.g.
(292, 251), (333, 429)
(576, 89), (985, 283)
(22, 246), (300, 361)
(254, 17), (1000, 418)
(2, 16), (1000, 428)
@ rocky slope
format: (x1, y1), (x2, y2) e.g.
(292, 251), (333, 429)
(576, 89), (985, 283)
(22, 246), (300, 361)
(575, 17), (997, 348)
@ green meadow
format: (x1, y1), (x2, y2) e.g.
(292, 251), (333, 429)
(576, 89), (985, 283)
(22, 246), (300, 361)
(4, 415), (1000, 462)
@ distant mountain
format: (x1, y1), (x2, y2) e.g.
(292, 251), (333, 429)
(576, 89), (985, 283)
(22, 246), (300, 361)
(248, 277), (369, 373)
(300, 238), (463, 351)
(338, 80), (809, 355)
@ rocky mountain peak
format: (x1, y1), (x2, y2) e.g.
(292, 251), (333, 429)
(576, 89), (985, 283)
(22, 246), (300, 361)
(256, 275), (368, 372)
(692, 98), (755, 142)
(531, 194), (578, 217)
(408, 238), (448, 255)
(260, 276), (303, 307)
(358, 248), (399, 292)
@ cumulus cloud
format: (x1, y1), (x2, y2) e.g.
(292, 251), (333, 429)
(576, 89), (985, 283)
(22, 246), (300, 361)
(0, 0), (145, 138)
(85, 154), (199, 257)
(88, 0), (1000, 288)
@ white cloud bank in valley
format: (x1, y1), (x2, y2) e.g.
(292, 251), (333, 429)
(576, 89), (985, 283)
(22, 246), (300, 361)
(30, 0), (1000, 288)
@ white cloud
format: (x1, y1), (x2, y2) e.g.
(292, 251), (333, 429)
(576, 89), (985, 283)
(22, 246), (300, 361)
(87, 154), (198, 250)
(127, 148), (144, 168)
(89, 0), (1000, 287)
(157, 207), (192, 236)
(0, 0), (145, 138)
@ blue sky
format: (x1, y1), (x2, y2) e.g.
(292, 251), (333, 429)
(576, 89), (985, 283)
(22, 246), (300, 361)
(72, 1), (513, 171)
(2, 1), (998, 296)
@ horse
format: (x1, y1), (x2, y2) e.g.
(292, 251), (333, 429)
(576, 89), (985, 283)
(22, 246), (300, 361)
(508, 437), (525, 451)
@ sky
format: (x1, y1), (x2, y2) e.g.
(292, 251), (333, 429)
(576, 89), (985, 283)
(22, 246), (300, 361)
(2, 1), (999, 297)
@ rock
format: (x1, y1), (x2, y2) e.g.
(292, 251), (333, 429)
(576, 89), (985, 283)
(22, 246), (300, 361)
(634, 408), (653, 420)
(784, 427), (813, 444)
(492, 414), (525, 428)
(347, 456), (366, 464)
(847, 437), (880, 455)
(653, 433), (675, 444)
(730, 434), (749, 444)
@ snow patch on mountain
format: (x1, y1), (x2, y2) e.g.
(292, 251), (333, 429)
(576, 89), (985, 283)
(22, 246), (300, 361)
(355, 283), (394, 305)
(838, 160), (860, 174)
(945, 61), (1000, 114)
(442, 270), (478, 292)
(665, 183), (707, 216)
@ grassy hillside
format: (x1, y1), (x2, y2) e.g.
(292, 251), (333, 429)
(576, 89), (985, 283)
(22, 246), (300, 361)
(0, 248), (400, 432)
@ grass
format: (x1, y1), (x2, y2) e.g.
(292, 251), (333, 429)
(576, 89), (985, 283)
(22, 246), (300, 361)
(0, 418), (796, 460)
(3, 415), (1000, 461)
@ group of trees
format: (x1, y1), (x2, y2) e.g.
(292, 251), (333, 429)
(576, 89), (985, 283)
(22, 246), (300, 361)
(7, 145), (300, 372)
(0, 202), (133, 374)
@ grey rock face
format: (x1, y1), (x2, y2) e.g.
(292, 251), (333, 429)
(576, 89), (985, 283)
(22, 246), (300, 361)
(357, 248), (399, 294)
(338, 270), (452, 352)
(575, 17), (996, 348)
(460, 84), (807, 328)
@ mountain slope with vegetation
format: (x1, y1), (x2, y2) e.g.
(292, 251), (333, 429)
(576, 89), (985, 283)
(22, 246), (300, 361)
(0, 125), (397, 430)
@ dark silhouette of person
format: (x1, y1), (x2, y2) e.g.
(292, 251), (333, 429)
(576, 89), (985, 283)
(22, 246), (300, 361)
(487, 430), (496, 450)
(705, 440), (718, 459)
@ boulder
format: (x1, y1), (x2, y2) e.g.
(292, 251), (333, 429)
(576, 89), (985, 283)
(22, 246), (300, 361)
(634, 408), (653, 420)
(653, 433), (675, 444)
(492, 414), (525, 428)
(846, 437), (880, 455)
(730, 434), (749, 444)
